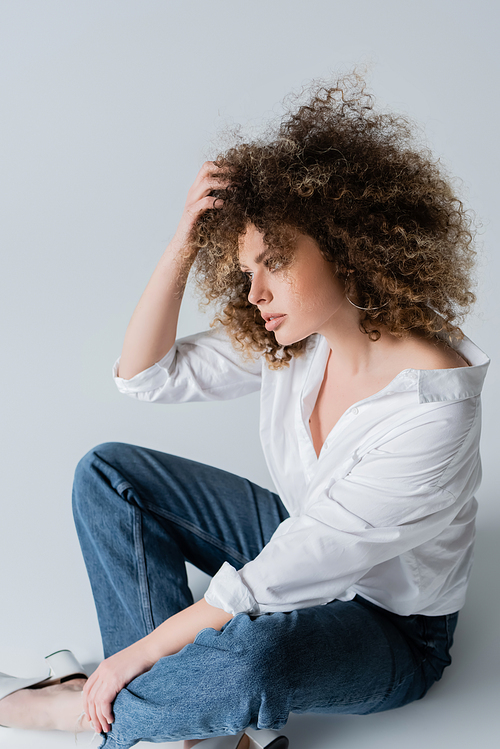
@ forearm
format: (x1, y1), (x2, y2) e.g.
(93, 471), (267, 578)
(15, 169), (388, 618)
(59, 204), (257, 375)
(117, 162), (230, 381)
(142, 598), (234, 662)
(83, 598), (234, 734)
(117, 237), (193, 380)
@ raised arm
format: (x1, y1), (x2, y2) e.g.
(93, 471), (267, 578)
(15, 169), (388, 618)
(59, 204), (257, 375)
(117, 162), (230, 380)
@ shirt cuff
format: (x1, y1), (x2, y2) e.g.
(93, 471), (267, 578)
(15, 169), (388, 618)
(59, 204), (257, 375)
(112, 348), (176, 394)
(204, 562), (259, 616)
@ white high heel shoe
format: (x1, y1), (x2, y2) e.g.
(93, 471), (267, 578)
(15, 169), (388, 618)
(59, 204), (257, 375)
(0, 649), (87, 719)
(197, 728), (289, 749)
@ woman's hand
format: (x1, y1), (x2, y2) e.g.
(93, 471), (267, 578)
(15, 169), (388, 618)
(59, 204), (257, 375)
(82, 599), (232, 734)
(82, 641), (157, 735)
(171, 160), (232, 251)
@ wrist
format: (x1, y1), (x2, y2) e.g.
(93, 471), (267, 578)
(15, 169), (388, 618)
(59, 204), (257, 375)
(126, 637), (161, 670)
(159, 241), (195, 289)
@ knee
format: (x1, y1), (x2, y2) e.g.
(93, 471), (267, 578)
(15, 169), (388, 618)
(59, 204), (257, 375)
(72, 442), (124, 512)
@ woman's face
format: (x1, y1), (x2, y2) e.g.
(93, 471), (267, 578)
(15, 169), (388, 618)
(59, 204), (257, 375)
(238, 224), (348, 347)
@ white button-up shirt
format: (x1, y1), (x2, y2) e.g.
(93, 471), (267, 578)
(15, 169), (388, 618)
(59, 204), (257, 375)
(113, 327), (489, 617)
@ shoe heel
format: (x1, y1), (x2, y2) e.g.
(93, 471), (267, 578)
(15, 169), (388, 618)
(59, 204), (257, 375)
(262, 738), (289, 749)
(44, 650), (87, 681)
(246, 729), (289, 749)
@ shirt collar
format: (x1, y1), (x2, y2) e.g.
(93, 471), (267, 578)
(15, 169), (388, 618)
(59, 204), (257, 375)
(310, 331), (490, 406)
(417, 332), (490, 404)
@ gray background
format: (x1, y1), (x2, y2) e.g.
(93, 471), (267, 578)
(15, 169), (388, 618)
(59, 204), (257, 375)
(0, 1), (498, 747)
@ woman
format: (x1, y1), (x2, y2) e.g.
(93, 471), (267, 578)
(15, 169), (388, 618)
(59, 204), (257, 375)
(0, 74), (490, 749)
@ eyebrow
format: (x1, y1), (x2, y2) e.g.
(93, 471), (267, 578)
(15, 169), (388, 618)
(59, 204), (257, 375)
(239, 248), (273, 270)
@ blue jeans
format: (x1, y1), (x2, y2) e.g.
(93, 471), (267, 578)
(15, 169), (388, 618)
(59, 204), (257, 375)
(72, 442), (459, 748)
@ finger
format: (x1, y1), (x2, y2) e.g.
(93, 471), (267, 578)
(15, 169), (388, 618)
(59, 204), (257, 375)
(205, 193), (226, 209)
(203, 177), (233, 193)
(92, 680), (116, 732)
(196, 161), (233, 186)
(192, 162), (223, 188)
(200, 160), (236, 174)
(87, 686), (103, 733)
(211, 195), (225, 209)
(188, 177), (232, 205)
(185, 195), (225, 221)
(88, 703), (101, 734)
(88, 698), (101, 734)
(200, 160), (224, 175)
(96, 703), (110, 733)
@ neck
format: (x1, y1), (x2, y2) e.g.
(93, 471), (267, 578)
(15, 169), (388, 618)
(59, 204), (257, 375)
(317, 297), (395, 376)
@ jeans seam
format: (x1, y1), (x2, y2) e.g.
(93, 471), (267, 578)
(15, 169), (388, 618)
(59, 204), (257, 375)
(132, 505), (155, 635)
(141, 499), (250, 565)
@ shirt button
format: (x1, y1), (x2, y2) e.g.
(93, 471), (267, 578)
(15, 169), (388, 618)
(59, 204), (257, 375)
(408, 371), (418, 380)
(351, 407), (359, 415)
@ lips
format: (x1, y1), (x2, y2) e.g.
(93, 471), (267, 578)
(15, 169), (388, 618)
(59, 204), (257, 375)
(262, 314), (286, 332)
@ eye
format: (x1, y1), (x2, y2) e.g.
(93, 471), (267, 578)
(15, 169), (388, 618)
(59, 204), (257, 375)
(242, 270), (254, 281)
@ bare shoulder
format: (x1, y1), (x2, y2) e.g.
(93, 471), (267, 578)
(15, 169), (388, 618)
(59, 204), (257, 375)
(400, 333), (470, 370)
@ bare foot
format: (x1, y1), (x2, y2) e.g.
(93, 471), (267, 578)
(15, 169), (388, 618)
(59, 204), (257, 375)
(0, 678), (93, 732)
(184, 733), (250, 749)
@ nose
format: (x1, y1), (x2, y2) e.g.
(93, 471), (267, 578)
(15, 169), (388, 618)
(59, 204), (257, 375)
(247, 274), (272, 306)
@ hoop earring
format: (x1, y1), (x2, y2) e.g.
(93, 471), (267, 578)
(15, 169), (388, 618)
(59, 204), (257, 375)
(345, 293), (388, 311)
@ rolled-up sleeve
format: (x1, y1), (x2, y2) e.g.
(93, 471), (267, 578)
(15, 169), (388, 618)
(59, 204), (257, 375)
(205, 400), (480, 616)
(112, 327), (262, 403)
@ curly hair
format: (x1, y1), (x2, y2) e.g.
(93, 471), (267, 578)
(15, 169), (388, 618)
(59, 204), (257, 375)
(188, 72), (477, 369)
